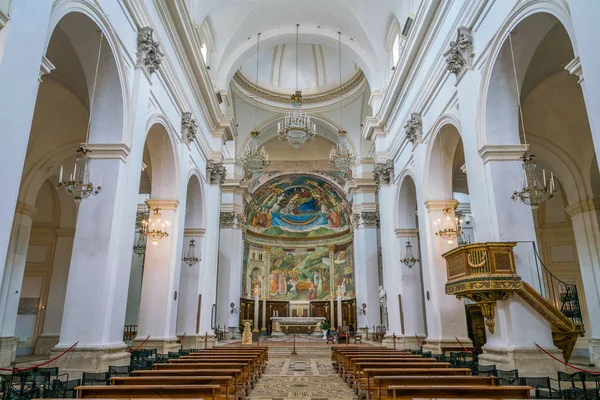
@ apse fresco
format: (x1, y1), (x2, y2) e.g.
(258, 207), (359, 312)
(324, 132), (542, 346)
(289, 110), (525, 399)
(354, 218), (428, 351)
(246, 175), (352, 238)
(242, 243), (355, 301)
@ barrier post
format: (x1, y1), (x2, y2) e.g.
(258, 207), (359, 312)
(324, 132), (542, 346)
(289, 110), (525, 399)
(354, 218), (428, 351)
(393, 333), (397, 350)
(291, 333), (297, 355)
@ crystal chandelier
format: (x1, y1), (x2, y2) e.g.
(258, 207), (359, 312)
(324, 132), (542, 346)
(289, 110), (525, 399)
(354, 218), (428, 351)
(400, 241), (420, 268)
(242, 33), (270, 171)
(506, 34), (556, 209)
(57, 33), (104, 203)
(182, 238), (200, 267)
(277, 24), (316, 148)
(57, 147), (102, 203)
(142, 208), (169, 245)
(434, 208), (462, 245)
(330, 32), (355, 171)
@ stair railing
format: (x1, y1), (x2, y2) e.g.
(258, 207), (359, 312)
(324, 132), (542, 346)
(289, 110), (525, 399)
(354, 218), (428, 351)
(517, 241), (584, 326)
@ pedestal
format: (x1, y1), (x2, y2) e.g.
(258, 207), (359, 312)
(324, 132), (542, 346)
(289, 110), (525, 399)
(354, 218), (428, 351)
(478, 345), (565, 377)
(131, 337), (180, 354)
(0, 337), (17, 367)
(49, 343), (129, 373)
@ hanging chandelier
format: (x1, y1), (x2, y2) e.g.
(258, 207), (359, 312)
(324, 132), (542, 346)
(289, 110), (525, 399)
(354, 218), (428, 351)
(506, 34), (556, 209)
(133, 232), (146, 256)
(400, 241), (420, 268)
(142, 208), (169, 245)
(242, 33), (270, 171)
(277, 24), (316, 148)
(434, 208), (462, 245)
(330, 31), (355, 171)
(57, 33), (105, 203)
(182, 238), (200, 267)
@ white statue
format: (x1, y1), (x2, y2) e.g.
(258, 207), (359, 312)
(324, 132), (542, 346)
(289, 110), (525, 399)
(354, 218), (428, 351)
(379, 286), (387, 304)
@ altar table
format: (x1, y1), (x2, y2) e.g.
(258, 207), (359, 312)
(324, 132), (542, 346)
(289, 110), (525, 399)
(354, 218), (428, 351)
(271, 317), (326, 335)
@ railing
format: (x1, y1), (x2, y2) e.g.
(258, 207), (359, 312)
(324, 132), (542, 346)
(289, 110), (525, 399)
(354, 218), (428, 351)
(511, 241), (584, 327)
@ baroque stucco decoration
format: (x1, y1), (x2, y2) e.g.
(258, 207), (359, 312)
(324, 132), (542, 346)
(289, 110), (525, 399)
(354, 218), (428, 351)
(137, 27), (164, 75)
(360, 211), (379, 228)
(181, 112), (198, 144)
(206, 161), (226, 186)
(404, 113), (422, 144)
(373, 160), (394, 186)
(443, 27), (474, 76)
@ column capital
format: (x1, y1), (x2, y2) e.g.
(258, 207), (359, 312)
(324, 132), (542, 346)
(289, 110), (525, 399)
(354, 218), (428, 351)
(146, 199), (179, 210)
(85, 143), (131, 162)
(360, 211), (379, 228)
(478, 144), (528, 164)
(206, 161), (226, 186)
(373, 160), (394, 186)
(565, 198), (600, 217)
(395, 228), (419, 237)
(137, 27), (163, 75)
(444, 26), (474, 77)
(220, 211), (236, 228)
(404, 113), (422, 144)
(15, 202), (38, 218)
(183, 228), (205, 238)
(424, 199), (458, 212)
(181, 112), (198, 144)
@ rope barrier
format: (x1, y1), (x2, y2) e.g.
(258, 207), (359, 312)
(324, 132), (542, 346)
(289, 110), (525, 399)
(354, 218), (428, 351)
(455, 336), (472, 353)
(127, 335), (150, 353)
(535, 343), (600, 374)
(0, 342), (79, 372)
(415, 334), (424, 347)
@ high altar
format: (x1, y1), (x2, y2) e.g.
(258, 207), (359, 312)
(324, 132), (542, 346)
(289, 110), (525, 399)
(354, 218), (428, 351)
(271, 317), (326, 335)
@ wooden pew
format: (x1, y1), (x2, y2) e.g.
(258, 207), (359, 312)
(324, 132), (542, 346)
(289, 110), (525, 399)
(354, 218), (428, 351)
(386, 384), (531, 399)
(131, 369), (243, 399)
(371, 376), (496, 400)
(191, 348), (268, 365)
(153, 363), (253, 392)
(351, 362), (450, 387)
(358, 367), (471, 396)
(334, 350), (413, 370)
(342, 357), (435, 381)
(76, 384), (222, 399)
(176, 355), (263, 375)
(110, 376), (234, 399)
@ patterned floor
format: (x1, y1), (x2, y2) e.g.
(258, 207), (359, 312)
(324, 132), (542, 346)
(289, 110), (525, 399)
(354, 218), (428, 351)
(248, 348), (359, 400)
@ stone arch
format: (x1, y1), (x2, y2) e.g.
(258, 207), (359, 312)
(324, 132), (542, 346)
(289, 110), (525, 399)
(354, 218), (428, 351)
(423, 120), (463, 201)
(143, 116), (180, 200)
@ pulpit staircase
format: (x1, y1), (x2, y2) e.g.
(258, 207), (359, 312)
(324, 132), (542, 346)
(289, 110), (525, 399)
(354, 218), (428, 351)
(442, 242), (584, 362)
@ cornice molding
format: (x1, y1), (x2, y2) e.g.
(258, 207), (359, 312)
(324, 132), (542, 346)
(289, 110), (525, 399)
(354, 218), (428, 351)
(395, 228), (419, 237)
(565, 56), (583, 84)
(146, 199), (179, 210)
(565, 198), (600, 217)
(0, 9), (8, 29)
(478, 144), (528, 164)
(85, 143), (131, 162)
(15, 202), (38, 218)
(183, 228), (205, 237)
(424, 199), (459, 212)
(39, 56), (56, 83)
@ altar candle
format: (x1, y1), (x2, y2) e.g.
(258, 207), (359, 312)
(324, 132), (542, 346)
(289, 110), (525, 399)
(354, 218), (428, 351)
(59, 165), (63, 183)
(543, 169), (546, 185)
(524, 170), (528, 187)
(73, 164), (77, 179)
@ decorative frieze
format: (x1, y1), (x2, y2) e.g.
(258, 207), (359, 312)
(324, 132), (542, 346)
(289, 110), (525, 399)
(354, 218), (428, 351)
(137, 27), (163, 75)
(220, 212), (236, 228)
(373, 160), (394, 186)
(206, 161), (226, 186)
(181, 112), (198, 143)
(444, 27), (474, 76)
(361, 211), (379, 228)
(404, 113), (422, 144)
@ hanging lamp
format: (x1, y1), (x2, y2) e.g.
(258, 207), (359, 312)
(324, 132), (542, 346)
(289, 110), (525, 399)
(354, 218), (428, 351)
(182, 238), (200, 267)
(400, 240), (420, 268)
(242, 32), (269, 171)
(507, 34), (556, 209)
(277, 24), (316, 148)
(57, 32), (104, 203)
(330, 31), (355, 171)
(433, 134), (462, 244)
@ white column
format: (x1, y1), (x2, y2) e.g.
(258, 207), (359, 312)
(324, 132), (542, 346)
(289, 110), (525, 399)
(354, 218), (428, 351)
(135, 200), (182, 354)
(336, 290), (343, 328)
(566, 202), (600, 367)
(52, 64), (152, 372)
(353, 212), (381, 329)
(0, 203), (37, 366)
(197, 182), (221, 340)
(397, 229), (427, 348)
(379, 184), (402, 336)
(177, 231), (204, 349)
(253, 290), (260, 331)
(216, 213), (243, 329)
(0, 1), (53, 311)
(124, 250), (144, 326)
(421, 200), (470, 351)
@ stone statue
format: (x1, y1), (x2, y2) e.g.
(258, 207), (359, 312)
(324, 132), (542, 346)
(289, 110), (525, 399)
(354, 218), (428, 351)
(242, 321), (252, 345)
(379, 286), (387, 304)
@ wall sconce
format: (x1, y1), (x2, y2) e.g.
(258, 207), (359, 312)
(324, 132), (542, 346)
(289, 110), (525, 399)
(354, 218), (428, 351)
(401, 241), (420, 268)
(357, 303), (367, 315)
(230, 302), (240, 314)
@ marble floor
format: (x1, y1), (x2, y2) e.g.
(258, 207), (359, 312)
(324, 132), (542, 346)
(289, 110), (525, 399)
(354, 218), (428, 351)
(248, 346), (359, 400)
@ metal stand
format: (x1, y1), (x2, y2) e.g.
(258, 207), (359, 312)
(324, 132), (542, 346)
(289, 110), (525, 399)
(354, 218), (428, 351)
(291, 333), (297, 355)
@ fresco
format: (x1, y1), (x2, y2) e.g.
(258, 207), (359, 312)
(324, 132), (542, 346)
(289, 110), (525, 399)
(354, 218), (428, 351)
(241, 242), (355, 301)
(246, 175), (351, 238)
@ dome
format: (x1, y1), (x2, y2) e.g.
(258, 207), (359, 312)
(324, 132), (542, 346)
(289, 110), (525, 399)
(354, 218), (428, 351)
(239, 42), (358, 95)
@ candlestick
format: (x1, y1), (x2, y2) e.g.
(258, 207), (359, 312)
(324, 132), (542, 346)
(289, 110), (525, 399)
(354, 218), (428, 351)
(59, 165), (63, 183)
(543, 169), (546, 185)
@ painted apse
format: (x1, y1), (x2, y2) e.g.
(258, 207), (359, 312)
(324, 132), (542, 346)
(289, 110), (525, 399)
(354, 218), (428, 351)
(242, 175), (355, 302)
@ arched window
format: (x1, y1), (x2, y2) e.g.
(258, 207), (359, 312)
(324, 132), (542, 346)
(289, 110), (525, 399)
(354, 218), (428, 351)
(195, 20), (214, 67)
(392, 34), (400, 67)
(386, 19), (401, 76)
(200, 42), (208, 63)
